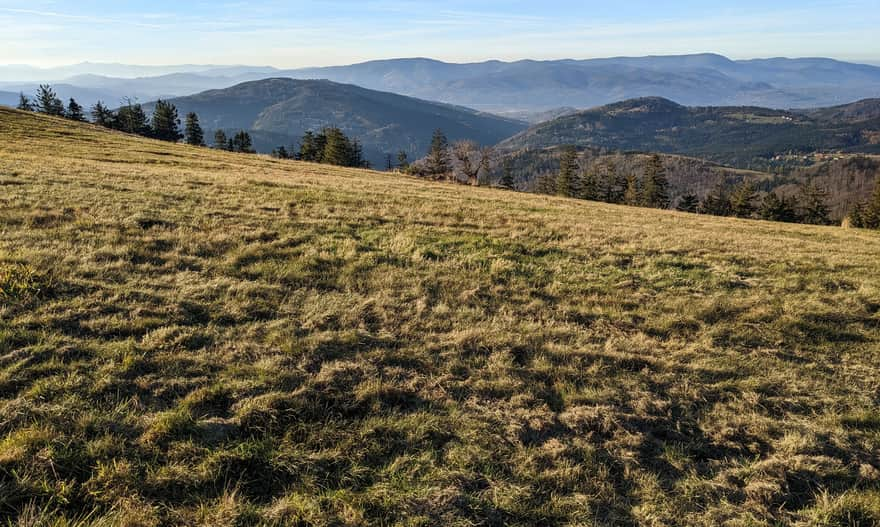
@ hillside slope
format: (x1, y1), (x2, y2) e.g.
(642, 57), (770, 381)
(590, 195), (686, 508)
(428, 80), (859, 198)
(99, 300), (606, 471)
(1, 108), (879, 526)
(143, 78), (526, 166)
(499, 97), (880, 169)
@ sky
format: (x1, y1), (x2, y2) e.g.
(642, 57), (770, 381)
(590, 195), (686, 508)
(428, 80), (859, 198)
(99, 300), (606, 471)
(2, 0), (879, 67)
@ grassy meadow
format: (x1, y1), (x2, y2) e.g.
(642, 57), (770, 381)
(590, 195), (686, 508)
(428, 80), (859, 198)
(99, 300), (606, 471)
(1, 107), (879, 526)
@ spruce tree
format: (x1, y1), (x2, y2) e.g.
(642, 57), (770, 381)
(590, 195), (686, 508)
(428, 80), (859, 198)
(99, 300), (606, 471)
(397, 150), (409, 171)
(699, 184), (731, 216)
(66, 98), (86, 121)
(184, 112), (205, 146)
(322, 127), (352, 166)
(231, 131), (255, 153)
(115, 99), (150, 136)
(213, 130), (229, 150)
(35, 85), (64, 116)
(426, 129), (450, 179)
(759, 193), (798, 223)
(90, 101), (114, 127)
(499, 159), (516, 190)
(17, 93), (33, 111)
(580, 170), (599, 201)
(641, 154), (669, 208)
(385, 154), (394, 171)
(676, 194), (699, 213)
(729, 182), (758, 218)
(860, 179), (880, 229)
(623, 174), (641, 205)
(273, 146), (290, 159)
(797, 182), (831, 225)
(556, 146), (579, 197)
(349, 138), (365, 168)
(151, 100), (182, 142)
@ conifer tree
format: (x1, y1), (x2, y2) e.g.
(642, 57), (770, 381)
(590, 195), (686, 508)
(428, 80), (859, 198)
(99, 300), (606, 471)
(676, 194), (699, 213)
(859, 179), (880, 229)
(184, 112), (205, 146)
(556, 146), (579, 197)
(759, 193), (798, 223)
(397, 150), (409, 171)
(623, 174), (641, 205)
(797, 182), (831, 225)
(231, 131), (255, 153)
(17, 93), (33, 111)
(273, 146), (290, 159)
(729, 182), (758, 218)
(384, 154), (394, 171)
(426, 129), (450, 179)
(699, 184), (731, 216)
(151, 100), (182, 142)
(213, 130), (229, 150)
(35, 84), (64, 116)
(499, 159), (516, 190)
(114, 99), (150, 136)
(350, 138), (366, 168)
(641, 154), (669, 208)
(66, 98), (86, 122)
(579, 169), (599, 201)
(90, 101), (115, 127)
(298, 131), (320, 162)
(322, 127), (351, 166)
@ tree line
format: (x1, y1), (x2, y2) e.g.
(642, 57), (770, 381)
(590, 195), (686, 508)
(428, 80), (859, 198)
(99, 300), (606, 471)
(269, 128), (369, 168)
(17, 84), (254, 152)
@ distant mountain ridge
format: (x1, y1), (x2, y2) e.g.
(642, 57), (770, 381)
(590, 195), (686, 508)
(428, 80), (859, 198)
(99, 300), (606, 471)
(498, 97), (880, 169)
(143, 78), (526, 166)
(3, 54), (879, 113)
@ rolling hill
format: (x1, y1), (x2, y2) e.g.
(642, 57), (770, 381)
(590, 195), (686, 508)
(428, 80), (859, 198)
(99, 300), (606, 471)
(2, 108), (880, 525)
(5, 54), (880, 114)
(143, 78), (526, 166)
(498, 97), (880, 169)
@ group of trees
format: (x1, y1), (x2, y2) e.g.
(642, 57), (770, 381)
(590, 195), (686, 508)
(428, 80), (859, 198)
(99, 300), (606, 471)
(213, 130), (255, 153)
(848, 179), (880, 229)
(404, 129), (497, 185)
(17, 83), (252, 153)
(685, 181), (832, 225)
(270, 127), (368, 168)
(536, 150), (670, 208)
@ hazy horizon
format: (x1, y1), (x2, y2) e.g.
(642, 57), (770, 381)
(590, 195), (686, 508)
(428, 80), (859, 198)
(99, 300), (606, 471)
(2, 1), (879, 68)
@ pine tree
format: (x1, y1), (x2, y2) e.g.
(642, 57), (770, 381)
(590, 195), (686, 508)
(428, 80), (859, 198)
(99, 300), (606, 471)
(385, 154), (394, 171)
(729, 182), (758, 218)
(860, 179), (880, 229)
(322, 127), (352, 166)
(349, 138), (365, 168)
(213, 130), (229, 150)
(17, 93), (33, 111)
(151, 100), (182, 142)
(499, 159), (516, 190)
(555, 146), (579, 197)
(35, 85), (64, 116)
(426, 129), (450, 179)
(231, 131), (255, 153)
(641, 154), (669, 208)
(184, 112), (205, 146)
(623, 174), (641, 205)
(114, 99), (150, 136)
(759, 193), (798, 223)
(90, 101), (115, 127)
(397, 150), (409, 171)
(848, 202), (865, 228)
(699, 184), (731, 216)
(798, 182), (831, 225)
(676, 194), (699, 213)
(579, 170), (599, 201)
(273, 146), (290, 159)
(66, 98), (86, 121)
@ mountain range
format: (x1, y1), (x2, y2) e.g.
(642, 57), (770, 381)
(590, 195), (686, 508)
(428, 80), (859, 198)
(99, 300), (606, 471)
(4, 54), (879, 113)
(143, 78), (525, 166)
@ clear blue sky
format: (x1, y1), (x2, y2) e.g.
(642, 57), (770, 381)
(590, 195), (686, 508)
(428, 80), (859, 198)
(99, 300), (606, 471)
(2, 0), (879, 67)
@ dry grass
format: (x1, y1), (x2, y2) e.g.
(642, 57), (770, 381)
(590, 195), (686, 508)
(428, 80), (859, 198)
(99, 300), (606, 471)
(1, 107), (879, 526)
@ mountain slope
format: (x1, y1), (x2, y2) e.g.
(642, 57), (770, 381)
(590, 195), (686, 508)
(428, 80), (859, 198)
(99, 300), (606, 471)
(3, 107), (880, 526)
(498, 97), (880, 169)
(146, 78), (526, 165)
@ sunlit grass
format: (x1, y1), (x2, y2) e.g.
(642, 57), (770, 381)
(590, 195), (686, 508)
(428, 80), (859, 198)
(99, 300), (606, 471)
(1, 108), (879, 525)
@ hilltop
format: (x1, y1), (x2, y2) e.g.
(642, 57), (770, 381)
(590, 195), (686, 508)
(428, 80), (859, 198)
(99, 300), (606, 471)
(498, 97), (880, 170)
(1, 108), (879, 525)
(142, 78), (525, 166)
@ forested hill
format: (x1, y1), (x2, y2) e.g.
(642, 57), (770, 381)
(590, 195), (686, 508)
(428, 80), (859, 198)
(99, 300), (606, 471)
(498, 97), (880, 170)
(142, 78), (526, 167)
